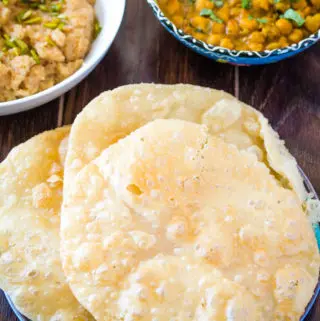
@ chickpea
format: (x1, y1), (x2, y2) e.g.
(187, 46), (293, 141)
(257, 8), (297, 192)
(194, 32), (208, 41)
(305, 14), (320, 33)
(289, 29), (303, 42)
(293, 0), (307, 10)
(266, 42), (281, 50)
(230, 8), (241, 17)
(240, 18), (258, 31)
(311, 0), (320, 8)
(212, 22), (226, 34)
(248, 42), (263, 51)
(262, 25), (280, 40)
(166, 0), (181, 15)
(190, 16), (209, 31)
(252, 0), (269, 11)
(227, 20), (239, 36)
(220, 37), (235, 49)
(239, 28), (250, 36)
(275, 19), (292, 35)
(217, 6), (230, 22)
(275, 2), (289, 13)
(195, 0), (214, 11)
(236, 42), (250, 50)
(279, 36), (289, 47)
(303, 6), (312, 16)
(229, 0), (240, 6)
(207, 34), (223, 45)
(172, 15), (183, 28)
(249, 31), (265, 43)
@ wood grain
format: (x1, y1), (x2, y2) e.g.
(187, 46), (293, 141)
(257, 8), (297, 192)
(0, 0), (319, 320)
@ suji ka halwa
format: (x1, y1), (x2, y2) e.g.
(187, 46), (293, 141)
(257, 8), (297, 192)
(0, 0), (102, 102)
(157, 0), (320, 51)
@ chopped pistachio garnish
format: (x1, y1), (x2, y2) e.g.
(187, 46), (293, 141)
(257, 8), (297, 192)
(22, 10), (33, 20)
(94, 20), (102, 39)
(11, 47), (20, 56)
(15, 39), (29, 54)
(3, 34), (15, 48)
(24, 16), (42, 24)
(30, 48), (40, 64)
(46, 35), (56, 47)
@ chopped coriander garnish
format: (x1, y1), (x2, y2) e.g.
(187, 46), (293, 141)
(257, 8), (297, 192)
(274, 0), (281, 3)
(257, 17), (268, 24)
(241, 0), (251, 9)
(281, 8), (305, 26)
(200, 8), (223, 23)
(209, 0), (224, 7)
(248, 15), (268, 24)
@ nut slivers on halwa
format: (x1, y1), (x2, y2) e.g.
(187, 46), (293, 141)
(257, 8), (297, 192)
(60, 84), (319, 321)
(157, 0), (320, 51)
(61, 119), (320, 321)
(0, 0), (101, 102)
(0, 127), (94, 321)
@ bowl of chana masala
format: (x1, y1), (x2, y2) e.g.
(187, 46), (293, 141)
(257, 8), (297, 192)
(147, 0), (320, 65)
(0, 0), (126, 115)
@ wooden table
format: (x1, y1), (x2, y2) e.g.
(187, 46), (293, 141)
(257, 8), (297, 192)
(0, 0), (319, 319)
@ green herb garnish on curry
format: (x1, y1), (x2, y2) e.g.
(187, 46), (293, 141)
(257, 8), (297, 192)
(157, 0), (320, 51)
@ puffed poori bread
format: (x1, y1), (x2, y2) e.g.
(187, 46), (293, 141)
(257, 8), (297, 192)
(61, 119), (319, 321)
(63, 84), (306, 202)
(0, 127), (93, 321)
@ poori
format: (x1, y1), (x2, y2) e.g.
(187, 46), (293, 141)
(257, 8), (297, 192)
(0, 127), (93, 321)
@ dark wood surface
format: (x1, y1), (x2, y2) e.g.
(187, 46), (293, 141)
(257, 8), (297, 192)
(0, 0), (319, 319)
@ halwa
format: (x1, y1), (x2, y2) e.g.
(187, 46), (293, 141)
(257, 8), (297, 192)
(0, 0), (101, 102)
(157, 0), (320, 51)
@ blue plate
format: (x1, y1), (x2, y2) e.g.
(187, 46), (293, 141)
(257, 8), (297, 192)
(146, 0), (320, 65)
(4, 169), (320, 321)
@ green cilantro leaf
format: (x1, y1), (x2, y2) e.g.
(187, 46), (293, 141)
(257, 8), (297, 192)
(241, 0), (251, 9)
(281, 8), (305, 26)
(209, 0), (224, 7)
(248, 15), (268, 24)
(200, 8), (213, 16)
(200, 8), (223, 23)
(257, 17), (268, 24)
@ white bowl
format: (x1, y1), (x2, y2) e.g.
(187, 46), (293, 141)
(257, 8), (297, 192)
(0, 0), (126, 116)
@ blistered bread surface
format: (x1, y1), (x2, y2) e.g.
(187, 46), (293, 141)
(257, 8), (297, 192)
(0, 127), (93, 321)
(61, 120), (320, 321)
(64, 84), (306, 201)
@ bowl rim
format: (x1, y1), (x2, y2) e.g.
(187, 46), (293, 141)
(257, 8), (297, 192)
(3, 166), (320, 321)
(146, 0), (320, 59)
(0, 0), (126, 115)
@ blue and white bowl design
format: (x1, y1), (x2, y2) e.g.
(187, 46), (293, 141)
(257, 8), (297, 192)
(147, 0), (320, 65)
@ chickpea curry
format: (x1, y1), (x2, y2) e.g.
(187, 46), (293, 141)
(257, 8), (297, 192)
(157, 0), (320, 51)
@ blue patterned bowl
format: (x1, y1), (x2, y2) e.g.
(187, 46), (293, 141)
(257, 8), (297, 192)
(146, 0), (320, 65)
